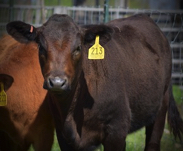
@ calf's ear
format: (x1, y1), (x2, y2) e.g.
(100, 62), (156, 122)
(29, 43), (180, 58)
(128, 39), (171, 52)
(0, 74), (14, 91)
(6, 21), (37, 43)
(83, 25), (113, 45)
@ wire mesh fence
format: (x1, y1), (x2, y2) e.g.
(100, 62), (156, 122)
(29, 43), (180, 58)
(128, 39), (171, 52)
(0, 5), (182, 87)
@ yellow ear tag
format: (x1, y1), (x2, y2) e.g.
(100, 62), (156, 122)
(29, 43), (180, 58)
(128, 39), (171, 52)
(0, 83), (7, 106)
(88, 35), (105, 59)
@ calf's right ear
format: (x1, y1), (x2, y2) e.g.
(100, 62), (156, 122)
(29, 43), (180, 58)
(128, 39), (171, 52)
(6, 21), (37, 43)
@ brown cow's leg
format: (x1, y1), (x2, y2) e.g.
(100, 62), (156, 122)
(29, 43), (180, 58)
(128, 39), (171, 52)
(31, 119), (54, 151)
(33, 132), (54, 151)
(0, 131), (16, 151)
(22, 142), (31, 151)
(144, 90), (169, 151)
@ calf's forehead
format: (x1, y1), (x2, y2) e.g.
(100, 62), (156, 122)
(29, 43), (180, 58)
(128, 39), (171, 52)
(39, 15), (81, 42)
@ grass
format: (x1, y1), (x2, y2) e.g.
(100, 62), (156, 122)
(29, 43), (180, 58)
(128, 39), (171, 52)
(126, 127), (183, 151)
(173, 85), (183, 105)
(29, 85), (183, 151)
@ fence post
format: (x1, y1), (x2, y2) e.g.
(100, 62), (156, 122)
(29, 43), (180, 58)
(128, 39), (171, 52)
(103, 0), (109, 23)
(9, 0), (14, 21)
(41, 0), (46, 23)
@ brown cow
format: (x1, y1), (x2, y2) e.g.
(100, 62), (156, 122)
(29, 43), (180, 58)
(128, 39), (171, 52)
(6, 14), (183, 151)
(0, 35), (54, 151)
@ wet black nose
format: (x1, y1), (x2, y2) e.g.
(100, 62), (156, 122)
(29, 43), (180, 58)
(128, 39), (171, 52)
(44, 76), (69, 91)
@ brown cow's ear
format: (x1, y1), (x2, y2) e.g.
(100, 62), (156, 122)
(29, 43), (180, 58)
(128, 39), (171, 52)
(83, 25), (113, 45)
(0, 74), (14, 91)
(6, 21), (37, 43)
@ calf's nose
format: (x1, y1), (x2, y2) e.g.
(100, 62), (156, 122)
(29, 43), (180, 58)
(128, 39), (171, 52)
(45, 76), (69, 91)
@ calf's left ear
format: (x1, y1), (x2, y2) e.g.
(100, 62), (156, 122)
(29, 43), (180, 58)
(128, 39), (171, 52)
(6, 21), (37, 43)
(83, 24), (113, 45)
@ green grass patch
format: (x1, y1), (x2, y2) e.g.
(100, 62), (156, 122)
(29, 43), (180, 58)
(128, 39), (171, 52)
(173, 85), (183, 105)
(126, 127), (183, 151)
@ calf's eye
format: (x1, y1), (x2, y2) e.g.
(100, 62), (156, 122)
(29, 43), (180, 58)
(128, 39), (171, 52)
(73, 45), (81, 56)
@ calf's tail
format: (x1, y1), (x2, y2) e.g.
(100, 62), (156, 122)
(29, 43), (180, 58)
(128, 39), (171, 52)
(167, 84), (183, 140)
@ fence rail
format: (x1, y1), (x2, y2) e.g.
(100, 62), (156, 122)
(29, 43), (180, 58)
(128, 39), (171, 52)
(0, 5), (182, 86)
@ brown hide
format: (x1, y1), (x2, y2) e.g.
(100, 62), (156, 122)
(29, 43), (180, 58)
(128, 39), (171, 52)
(0, 35), (54, 151)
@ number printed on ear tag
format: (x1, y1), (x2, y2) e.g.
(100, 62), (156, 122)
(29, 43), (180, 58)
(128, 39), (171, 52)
(0, 83), (7, 106)
(88, 35), (105, 59)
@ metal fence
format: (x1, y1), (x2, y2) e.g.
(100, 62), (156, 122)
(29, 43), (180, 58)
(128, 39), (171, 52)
(0, 5), (182, 86)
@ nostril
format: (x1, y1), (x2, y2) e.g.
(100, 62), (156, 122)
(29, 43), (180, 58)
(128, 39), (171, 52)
(49, 79), (54, 88)
(60, 79), (66, 87)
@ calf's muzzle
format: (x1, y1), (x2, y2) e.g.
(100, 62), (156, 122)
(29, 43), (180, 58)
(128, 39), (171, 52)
(43, 76), (69, 91)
